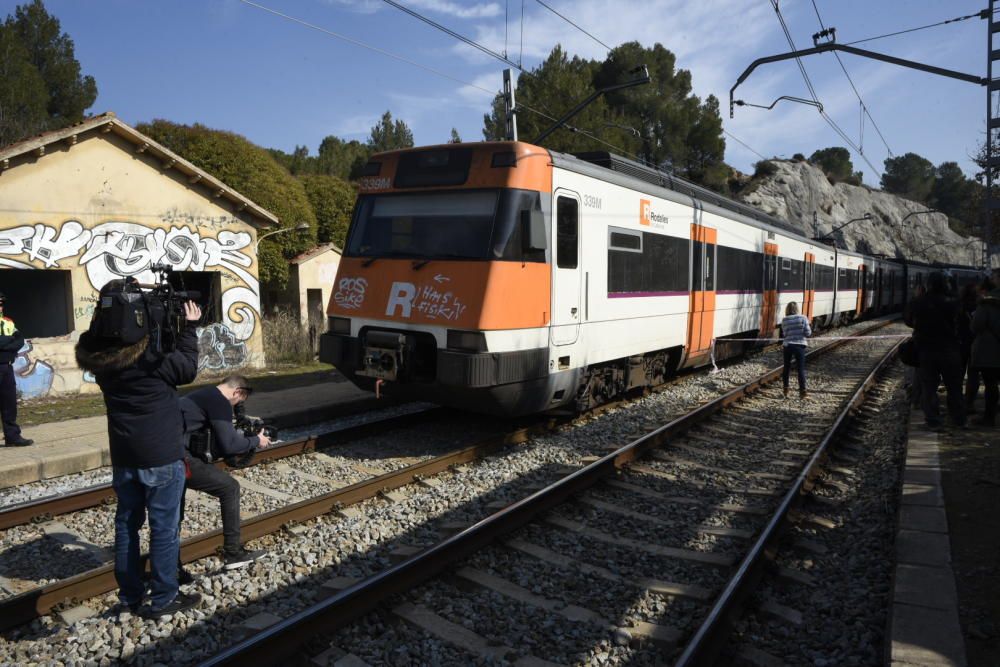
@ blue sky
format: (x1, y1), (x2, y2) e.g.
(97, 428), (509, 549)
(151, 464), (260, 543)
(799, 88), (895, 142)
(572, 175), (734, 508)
(2, 0), (990, 186)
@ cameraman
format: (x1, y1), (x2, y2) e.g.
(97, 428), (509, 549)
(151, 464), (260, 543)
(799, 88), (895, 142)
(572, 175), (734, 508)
(75, 279), (202, 619)
(180, 375), (272, 570)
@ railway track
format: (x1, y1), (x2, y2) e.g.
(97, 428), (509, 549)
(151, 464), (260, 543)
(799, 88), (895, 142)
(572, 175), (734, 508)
(721, 364), (910, 667)
(0, 405), (517, 626)
(0, 317), (902, 666)
(186, 321), (906, 666)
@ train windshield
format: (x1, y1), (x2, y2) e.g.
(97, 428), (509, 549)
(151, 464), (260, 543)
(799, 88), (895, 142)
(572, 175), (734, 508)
(346, 189), (544, 262)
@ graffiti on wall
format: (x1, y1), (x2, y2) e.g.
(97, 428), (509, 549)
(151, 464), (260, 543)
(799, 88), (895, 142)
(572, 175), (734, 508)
(198, 323), (249, 371)
(0, 219), (263, 393)
(13, 342), (55, 399)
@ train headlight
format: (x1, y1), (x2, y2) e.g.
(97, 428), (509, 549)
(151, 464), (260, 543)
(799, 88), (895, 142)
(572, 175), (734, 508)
(446, 329), (487, 352)
(328, 316), (351, 335)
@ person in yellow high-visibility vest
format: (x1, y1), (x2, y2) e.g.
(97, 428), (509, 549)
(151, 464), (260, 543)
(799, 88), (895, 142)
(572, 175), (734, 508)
(0, 292), (32, 446)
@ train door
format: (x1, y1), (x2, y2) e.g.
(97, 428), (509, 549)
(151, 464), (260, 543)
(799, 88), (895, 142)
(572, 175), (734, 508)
(803, 252), (815, 319)
(551, 191), (582, 346)
(686, 221), (716, 363)
(760, 242), (779, 336)
(856, 264), (866, 316)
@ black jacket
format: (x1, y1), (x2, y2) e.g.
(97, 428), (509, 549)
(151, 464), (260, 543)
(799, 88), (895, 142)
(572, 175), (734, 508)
(906, 292), (960, 347)
(180, 387), (258, 457)
(0, 317), (25, 364)
(76, 327), (199, 468)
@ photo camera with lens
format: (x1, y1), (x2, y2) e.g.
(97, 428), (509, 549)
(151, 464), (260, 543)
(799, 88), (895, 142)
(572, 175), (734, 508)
(91, 263), (201, 354)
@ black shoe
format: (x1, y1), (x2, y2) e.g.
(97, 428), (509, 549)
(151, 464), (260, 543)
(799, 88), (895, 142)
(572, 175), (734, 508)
(5, 437), (33, 446)
(178, 567), (195, 586)
(112, 601), (141, 617)
(223, 547), (266, 570)
(140, 592), (201, 619)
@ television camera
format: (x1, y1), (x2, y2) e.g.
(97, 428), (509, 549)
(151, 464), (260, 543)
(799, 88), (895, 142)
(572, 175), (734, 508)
(92, 263), (201, 353)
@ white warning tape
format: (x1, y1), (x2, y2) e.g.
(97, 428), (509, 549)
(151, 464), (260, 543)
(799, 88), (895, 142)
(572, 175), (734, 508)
(708, 334), (908, 372)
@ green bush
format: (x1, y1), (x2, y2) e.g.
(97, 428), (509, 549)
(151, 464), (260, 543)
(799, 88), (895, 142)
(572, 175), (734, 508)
(754, 160), (778, 178)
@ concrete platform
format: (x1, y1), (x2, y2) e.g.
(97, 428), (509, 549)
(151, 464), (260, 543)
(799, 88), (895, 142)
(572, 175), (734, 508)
(0, 371), (388, 490)
(889, 408), (967, 667)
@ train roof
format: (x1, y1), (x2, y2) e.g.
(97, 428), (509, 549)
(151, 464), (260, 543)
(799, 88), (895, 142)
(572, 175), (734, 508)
(553, 150), (804, 238)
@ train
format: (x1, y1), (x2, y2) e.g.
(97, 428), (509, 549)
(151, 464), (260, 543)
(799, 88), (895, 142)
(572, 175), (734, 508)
(319, 141), (984, 416)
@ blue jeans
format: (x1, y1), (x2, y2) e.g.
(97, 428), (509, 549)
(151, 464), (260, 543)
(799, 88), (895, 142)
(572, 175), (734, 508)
(112, 460), (186, 609)
(783, 344), (807, 391)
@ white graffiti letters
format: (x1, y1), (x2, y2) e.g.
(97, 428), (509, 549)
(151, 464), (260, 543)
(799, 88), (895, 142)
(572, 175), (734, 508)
(0, 221), (92, 268)
(384, 281), (466, 322)
(334, 277), (368, 310)
(80, 222), (253, 291)
(385, 281), (415, 317)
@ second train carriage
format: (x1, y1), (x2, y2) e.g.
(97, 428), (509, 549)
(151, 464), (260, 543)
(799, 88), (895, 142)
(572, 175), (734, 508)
(320, 141), (979, 416)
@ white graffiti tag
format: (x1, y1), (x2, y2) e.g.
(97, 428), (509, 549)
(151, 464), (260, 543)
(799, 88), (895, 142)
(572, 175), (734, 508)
(334, 277), (368, 310)
(385, 281), (466, 321)
(79, 222), (254, 292)
(0, 221), (92, 268)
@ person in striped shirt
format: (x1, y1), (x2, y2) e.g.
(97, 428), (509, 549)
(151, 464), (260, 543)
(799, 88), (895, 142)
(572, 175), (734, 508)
(781, 301), (812, 399)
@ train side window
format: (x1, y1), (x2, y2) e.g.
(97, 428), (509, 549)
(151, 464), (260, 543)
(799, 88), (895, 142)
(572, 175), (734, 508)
(608, 227), (642, 253)
(556, 196), (578, 269)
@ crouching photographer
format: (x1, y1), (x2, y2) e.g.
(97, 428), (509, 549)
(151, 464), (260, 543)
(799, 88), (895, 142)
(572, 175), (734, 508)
(180, 375), (273, 570)
(75, 272), (202, 619)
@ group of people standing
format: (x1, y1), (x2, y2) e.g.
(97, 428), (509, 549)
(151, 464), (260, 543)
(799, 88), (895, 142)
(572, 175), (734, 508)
(906, 270), (1000, 429)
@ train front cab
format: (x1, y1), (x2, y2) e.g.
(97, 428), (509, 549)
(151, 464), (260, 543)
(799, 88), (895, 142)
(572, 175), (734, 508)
(319, 141), (571, 416)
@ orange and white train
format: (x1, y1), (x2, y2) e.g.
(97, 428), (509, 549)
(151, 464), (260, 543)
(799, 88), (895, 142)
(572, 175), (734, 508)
(319, 141), (982, 415)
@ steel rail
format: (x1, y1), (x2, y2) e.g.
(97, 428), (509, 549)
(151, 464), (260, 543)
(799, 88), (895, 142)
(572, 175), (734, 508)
(673, 335), (904, 667)
(0, 407), (444, 531)
(200, 318), (899, 666)
(0, 414), (552, 631)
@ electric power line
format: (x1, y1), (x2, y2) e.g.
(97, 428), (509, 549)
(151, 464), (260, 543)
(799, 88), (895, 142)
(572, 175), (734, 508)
(844, 10), (984, 47)
(724, 129), (767, 161)
(504, 0), (508, 59)
(238, 0), (500, 94)
(380, 0), (521, 69)
(810, 0), (893, 158)
(378, 0), (649, 156)
(533, 0), (612, 52)
(237, 0), (633, 160)
(519, 0), (525, 67)
(769, 0), (881, 177)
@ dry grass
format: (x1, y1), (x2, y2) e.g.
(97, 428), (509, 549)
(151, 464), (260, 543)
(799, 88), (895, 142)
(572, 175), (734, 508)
(263, 309), (317, 366)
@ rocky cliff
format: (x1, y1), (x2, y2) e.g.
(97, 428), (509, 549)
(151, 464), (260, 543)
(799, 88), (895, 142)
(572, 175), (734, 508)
(738, 159), (983, 267)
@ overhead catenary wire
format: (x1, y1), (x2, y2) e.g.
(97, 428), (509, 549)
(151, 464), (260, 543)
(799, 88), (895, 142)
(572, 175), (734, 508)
(236, 0), (633, 160)
(377, 0), (653, 158)
(237, 0), (499, 95)
(533, 0), (612, 52)
(241, 0), (738, 174)
(844, 10), (985, 47)
(810, 0), (893, 158)
(768, 0), (881, 178)
(380, 0), (522, 69)
(519, 0), (525, 67)
(724, 129), (767, 161)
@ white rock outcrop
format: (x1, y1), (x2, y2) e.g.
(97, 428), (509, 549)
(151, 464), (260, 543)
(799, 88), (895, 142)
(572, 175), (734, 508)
(739, 159), (983, 267)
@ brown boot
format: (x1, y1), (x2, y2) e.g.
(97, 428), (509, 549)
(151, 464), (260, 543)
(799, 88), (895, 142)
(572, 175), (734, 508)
(783, 387), (789, 399)
(800, 389), (809, 400)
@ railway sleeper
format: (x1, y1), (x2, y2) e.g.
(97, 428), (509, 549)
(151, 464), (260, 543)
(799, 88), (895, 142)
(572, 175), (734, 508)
(448, 566), (682, 649)
(503, 537), (712, 603)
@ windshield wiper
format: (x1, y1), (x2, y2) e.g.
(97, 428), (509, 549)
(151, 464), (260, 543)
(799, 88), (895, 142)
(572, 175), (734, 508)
(361, 257), (377, 267)
(412, 259), (431, 270)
